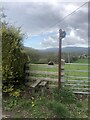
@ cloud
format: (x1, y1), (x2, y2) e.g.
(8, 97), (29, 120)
(2, 0), (89, 2)
(2, 1), (88, 48)
(41, 27), (88, 48)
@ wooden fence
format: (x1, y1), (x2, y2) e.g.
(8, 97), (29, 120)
(25, 59), (65, 87)
(25, 62), (90, 95)
(64, 63), (90, 95)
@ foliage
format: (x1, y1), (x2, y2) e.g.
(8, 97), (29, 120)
(2, 22), (28, 96)
(39, 52), (58, 64)
(23, 46), (89, 64)
(24, 47), (40, 63)
(46, 87), (88, 118)
(47, 100), (70, 118)
(53, 87), (77, 104)
(37, 58), (48, 64)
(3, 91), (88, 118)
(75, 58), (89, 63)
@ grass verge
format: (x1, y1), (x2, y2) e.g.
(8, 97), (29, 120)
(2, 87), (89, 118)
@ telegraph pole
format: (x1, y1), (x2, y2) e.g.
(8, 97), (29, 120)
(58, 29), (66, 89)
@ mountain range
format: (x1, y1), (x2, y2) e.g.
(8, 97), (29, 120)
(38, 47), (88, 54)
(23, 46), (89, 54)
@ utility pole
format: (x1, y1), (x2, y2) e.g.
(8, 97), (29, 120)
(58, 29), (66, 89)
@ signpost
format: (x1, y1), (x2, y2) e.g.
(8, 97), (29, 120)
(58, 29), (66, 88)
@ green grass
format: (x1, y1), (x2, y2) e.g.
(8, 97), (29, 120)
(75, 58), (89, 63)
(3, 95), (54, 118)
(30, 64), (58, 72)
(2, 87), (89, 118)
(30, 60), (88, 80)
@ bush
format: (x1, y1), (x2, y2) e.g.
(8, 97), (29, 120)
(2, 22), (28, 96)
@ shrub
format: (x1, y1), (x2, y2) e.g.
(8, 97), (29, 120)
(2, 22), (28, 96)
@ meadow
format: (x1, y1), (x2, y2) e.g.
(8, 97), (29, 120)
(30, 63), (88, 77)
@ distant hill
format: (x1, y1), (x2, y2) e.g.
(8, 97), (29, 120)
(38, 47), (88, 54)
(23, 46), (88, 54)
(62, 47), (88, 53)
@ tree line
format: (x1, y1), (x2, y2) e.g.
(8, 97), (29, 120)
(23, 47), (85, 64)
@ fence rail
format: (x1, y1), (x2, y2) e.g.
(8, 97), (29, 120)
(26, 70), (64, 76)
(27, 76), (64, 83)
(65, 63), (90, 66)
(65, 76), (89, 79)
(65, 70), (89, 72)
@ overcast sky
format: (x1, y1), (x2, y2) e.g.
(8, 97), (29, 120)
(2, 0), (89, 49)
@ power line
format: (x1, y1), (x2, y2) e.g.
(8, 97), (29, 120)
(46, 2), (88, 30)
(36, 2), (88, 46)
(28, 2), (88, 39)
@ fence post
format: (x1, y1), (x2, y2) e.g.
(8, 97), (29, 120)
(61, 59), (65, 86)
(25, 62), (30, 86)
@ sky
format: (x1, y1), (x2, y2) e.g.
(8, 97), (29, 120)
(1, 0), (89, 49)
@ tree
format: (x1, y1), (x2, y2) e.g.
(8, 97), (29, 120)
(24, 47), (40, 63)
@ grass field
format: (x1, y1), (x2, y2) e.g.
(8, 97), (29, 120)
(30, 60), (89, 79)
(75, 58), (89, 63)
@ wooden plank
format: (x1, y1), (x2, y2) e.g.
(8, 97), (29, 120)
(39, 81), (48, 86)
(27, 70), (58, 74)
(65, 76), (89, 79)
(30, 80), (41, 88)
(66, 80), (89, 83)
(26, 70), (64, 76)
(28, 63), (89, 66)
(65, 70), (89, 72)
(27, 76), (64, 82)
(27, 64), (64, 69)
(65, 63), (90, 66)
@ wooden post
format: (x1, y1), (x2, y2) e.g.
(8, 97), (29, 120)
(58, 29), (66, 89)
(58, 29), (62, 88)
